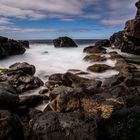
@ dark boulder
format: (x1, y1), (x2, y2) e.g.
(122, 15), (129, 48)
(53, 36), (78, 47)
(98, 111), (140, 140)
(19, 95), (49, 108)
(0, 83), (19, 110)
(8, 62), (36, 76)
(0, 110), (24, 140)
(95, 39), (111, 47)
(83, 45), (106, 54)
(0, 36), (26, 59)
(8, 74), (43, 93)
(30, 112), (97, 140)
(2, 62), (43, 93)
(19, 40), (29, 48)
(0, 36), (8, 43)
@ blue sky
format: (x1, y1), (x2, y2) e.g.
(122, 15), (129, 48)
(0, 0), (137, 40)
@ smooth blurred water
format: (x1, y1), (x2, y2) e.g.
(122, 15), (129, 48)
(0, 44), (119, 80)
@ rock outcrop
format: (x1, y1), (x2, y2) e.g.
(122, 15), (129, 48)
(0, 36), (28, 58)
(110, 0), (140, 55)
(53, 36), (78, 47)
(0, 62), (43, 93)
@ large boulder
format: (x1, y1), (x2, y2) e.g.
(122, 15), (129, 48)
(53, 36), (78, 47)
(0, 36), (27, 59)
(30, 112), (97, 140)
(1, 62), (43, 93)
(8, 62), (35, 76)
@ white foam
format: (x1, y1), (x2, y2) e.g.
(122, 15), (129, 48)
(0, 44), (119, 80)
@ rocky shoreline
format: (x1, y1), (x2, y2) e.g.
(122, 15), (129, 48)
(0, 1), (140, 140)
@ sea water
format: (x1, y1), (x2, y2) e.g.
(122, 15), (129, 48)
(0, 44), (119, 80)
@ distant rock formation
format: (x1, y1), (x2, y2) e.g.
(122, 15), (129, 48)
(110, 0), (140, 55)
(53, 36), (78, 47)
(0, 36), (29, 59)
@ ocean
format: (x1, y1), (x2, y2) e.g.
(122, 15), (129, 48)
(0, 40), (119, 81)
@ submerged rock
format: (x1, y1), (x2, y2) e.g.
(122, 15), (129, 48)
(87, 64), (112, 73)
(83, 54), (106, 62)
(53, 36), (78, 47)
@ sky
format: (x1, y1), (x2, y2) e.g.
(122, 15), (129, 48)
(0, 0), (138, 40)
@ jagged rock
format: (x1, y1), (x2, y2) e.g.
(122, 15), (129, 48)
(110, 0), (140, 55)
(1, 62), (43, 93)
(0, 110), (24, 140)
(53, 36), (78, 47)
(87, 64), (112, 73)
(8, 62), (35, 76)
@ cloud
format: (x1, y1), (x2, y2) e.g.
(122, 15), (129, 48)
(0, 0), (97, 20)
(0, 0), (137, 24)
(0, 17), (12, 24)
(99, 0), (137, 26)
(0, 25), (90, 33)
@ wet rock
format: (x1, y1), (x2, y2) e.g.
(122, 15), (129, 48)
(8, 74), (43, 93)
(30, 111), (97, 140)
(83, 54), (106, 62)
(53, 36), (78, 47)
(0, 110), (24, 140)
(87, 64), (112, 73)
(8, 62), (35, 76)
(4, 62), (44, 93)
(83, 45), (106, 54)
(19, 95), (49, 108)
(95, 39), (111, 47)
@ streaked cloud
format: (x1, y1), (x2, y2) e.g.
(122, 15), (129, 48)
(0, 0), (138, 39)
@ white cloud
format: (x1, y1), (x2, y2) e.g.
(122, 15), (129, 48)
(0, 17), (12, 24)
